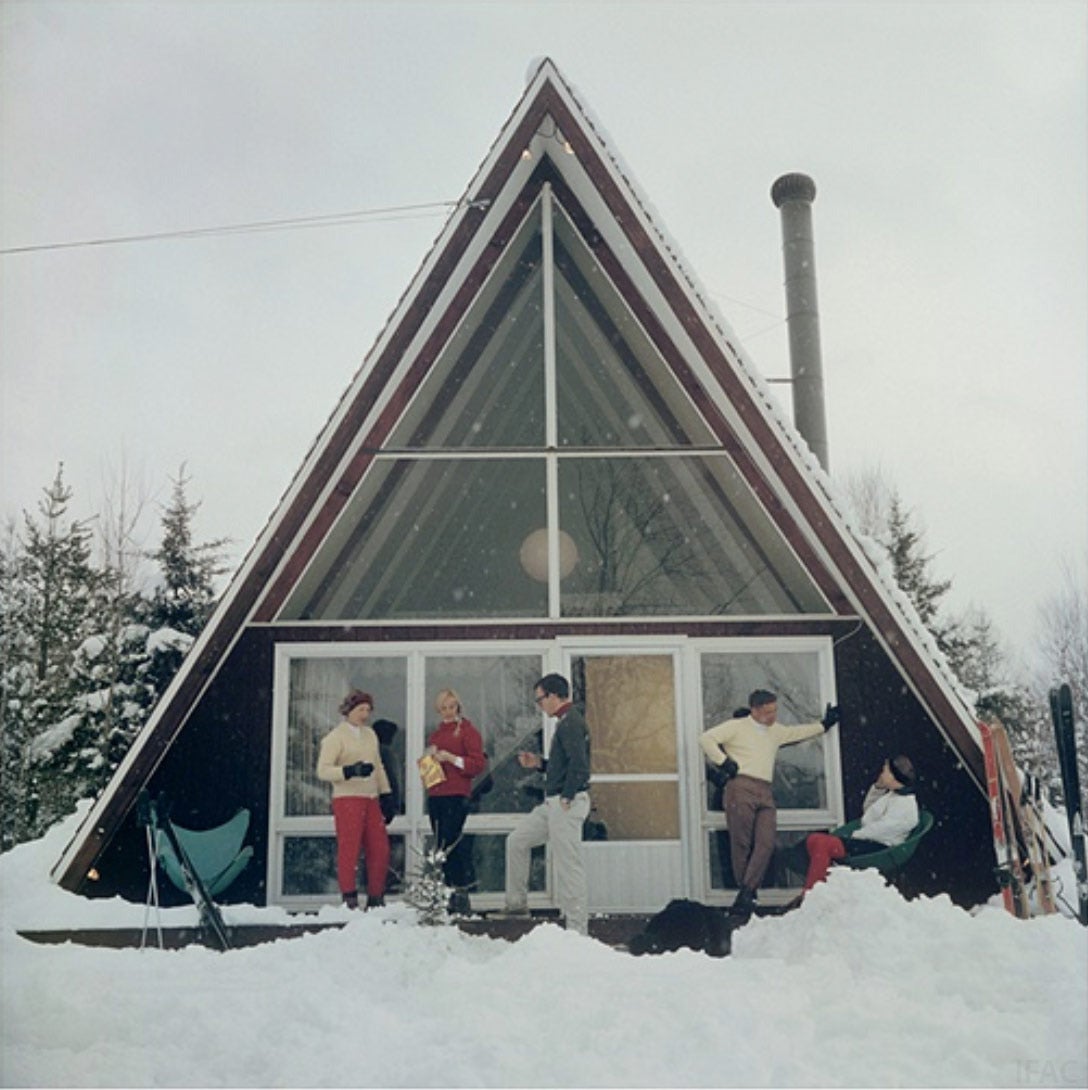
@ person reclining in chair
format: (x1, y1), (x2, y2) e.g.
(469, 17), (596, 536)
(801, 755), (919, 892)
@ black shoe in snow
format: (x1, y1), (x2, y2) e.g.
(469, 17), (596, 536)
(729, 887), (757, 918)
(448, 891), (472, 916)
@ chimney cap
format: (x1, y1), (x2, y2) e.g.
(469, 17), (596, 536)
(771, 172), (817, 207)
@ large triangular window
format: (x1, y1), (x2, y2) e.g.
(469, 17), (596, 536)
(553, 206), (715, 448)
(280, 185), (830, 621)
(386, 205), (546, 449)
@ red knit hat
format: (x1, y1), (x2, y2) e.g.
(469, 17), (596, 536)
(339, 690), (374, 717)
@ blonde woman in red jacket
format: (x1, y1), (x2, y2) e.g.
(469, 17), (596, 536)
(317, 690), (393, 910)
(423, 688), (488, 913)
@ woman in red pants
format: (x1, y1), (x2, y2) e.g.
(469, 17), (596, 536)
(317, 690), (393, 909)
(803, 755), (919, 891)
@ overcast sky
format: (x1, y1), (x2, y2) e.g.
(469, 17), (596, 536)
(2, 1), (1085, 664)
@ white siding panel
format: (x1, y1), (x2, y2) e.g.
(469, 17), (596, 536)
(584, 842), (685, 913)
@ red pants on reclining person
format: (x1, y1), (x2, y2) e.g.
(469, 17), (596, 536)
(803, 832), (847, 890)
(332, 796), (390, 897)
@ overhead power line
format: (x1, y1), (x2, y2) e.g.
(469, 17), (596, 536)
(0, 199), (489, 255)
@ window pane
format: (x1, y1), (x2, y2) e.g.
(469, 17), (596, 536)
(286, 656), (408, 817)
(423, 654), (544, 815)
(707, 829), (809, 892)
(571, 654), (676, 774)
(461, 835), (546, 894)
(590, 782), (679, 840)
(283, 835), (406, 897)
(387, 204), (546, 449)
(699, 650), (828, 811)
(559, 456), (829, 616)
(553, 205), (715, 448)
(281, 459), (548, 620)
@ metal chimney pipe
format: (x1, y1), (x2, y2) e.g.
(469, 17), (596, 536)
(771, 172), (829, 471)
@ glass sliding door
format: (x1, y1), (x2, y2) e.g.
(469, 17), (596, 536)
(569, 652), (680, 840)
(567, 647), (687, 912)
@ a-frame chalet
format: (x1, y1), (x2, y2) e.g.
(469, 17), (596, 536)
(54, 60), (997, 912)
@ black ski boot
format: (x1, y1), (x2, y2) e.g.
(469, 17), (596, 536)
(448, 890), (472, 916)
(729, 886), (757, 919)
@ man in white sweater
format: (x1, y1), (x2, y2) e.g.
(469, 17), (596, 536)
(700, 688), (839, 917)
(801, 755), (919, 890)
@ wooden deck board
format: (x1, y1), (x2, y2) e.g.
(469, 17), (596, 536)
(17, 912), (653, 952)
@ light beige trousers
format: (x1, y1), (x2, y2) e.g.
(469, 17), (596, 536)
(505, 792), (590, 935)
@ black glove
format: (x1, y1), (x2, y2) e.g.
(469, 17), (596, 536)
(708, 758), (740, 787)
(379, 793), (396, 824)
(732, 707), (750, 718)
(343, 761), (374, 780)
(821, 704), (841, 731)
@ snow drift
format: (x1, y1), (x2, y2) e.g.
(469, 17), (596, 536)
(1, 808), (1085, 1088)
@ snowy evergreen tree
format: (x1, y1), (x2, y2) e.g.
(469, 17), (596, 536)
(142, 467), (228, 701)
(882, 495), (964, 660)
(18, 466), (166, 835)
(147, 466), (228, 635)
(19, 467), (100, 692)
(845, 472), (967, 666)
(0, 518), (35, 849)
(85, 468), (158, 775)
(841, 469), (1037, 743)
(32, 467), (231, 835)
(3, 467), (103, 837)
(1, 464), (231, 848)
(950, 606), (1044, 776)
(34, 571), (157, 826)
(404, 839), (453, 925)
(1030, 561), (1088, 809)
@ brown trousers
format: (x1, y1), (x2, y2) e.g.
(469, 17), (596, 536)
(724, 775), (777, 891)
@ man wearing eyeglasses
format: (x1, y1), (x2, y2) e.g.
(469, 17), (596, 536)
(502, 673), (592, 935)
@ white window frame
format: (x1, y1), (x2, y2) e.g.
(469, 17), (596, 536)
(268, 639), (556, 911)
(686, 634), (842, 903)
(268, 634), (842, 910)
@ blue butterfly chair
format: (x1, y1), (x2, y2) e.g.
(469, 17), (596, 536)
(156, 809), (253, 898)
(830, 809), (935, 876)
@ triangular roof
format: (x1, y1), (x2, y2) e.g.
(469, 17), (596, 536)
(54, 58), (984, 889)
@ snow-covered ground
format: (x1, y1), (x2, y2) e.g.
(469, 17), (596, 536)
(2, 807), (1086, 1089)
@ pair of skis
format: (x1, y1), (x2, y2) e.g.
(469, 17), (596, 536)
(979, 718), (1045, 917)
(1050, 684), (1088, 925)
(980, 684), (1087, 924)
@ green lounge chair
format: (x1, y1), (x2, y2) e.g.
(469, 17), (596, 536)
(830, 809), (935, 876)
(156, 809), (253, 898)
